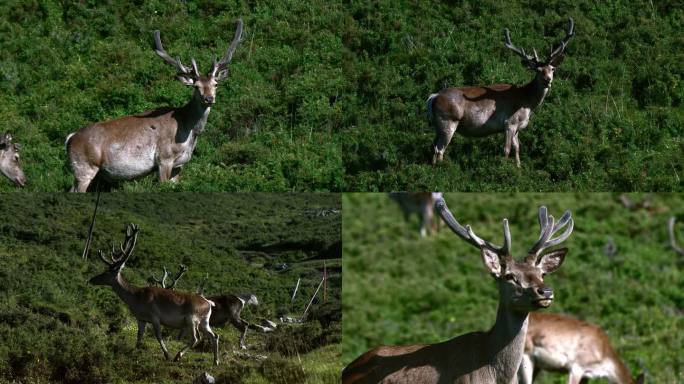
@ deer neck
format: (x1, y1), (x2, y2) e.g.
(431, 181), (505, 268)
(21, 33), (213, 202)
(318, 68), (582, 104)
(180, 92), (212, 135)
(485, 302), (530, 383)
(110, 273), (142, 309)
(522, 75), (551, 110)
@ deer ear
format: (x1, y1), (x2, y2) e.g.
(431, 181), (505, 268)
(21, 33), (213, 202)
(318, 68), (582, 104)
(176, 75), (196, 86)
(537, 248), (567, 273)
(481, 247), (503, 277)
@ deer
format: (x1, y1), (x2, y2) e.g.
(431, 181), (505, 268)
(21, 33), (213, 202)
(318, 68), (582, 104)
(519, 312), (645, 384)
(342, 198), (574, 384)
(0, 132), (27, 187)
(88, 223), (221, 365)
(389, 192), (443, 237)
(428, 18), (574, 166)
(66, 19), (243, 192)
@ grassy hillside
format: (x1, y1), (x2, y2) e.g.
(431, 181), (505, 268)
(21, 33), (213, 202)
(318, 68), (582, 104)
(342, 193), (684, 383)
(0, 0), (344, 192)
(0, 193), (341, 383)
(339, 1), (683, 191)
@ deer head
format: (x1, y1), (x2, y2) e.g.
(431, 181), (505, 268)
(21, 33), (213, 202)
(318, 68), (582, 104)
(0, 132), (27, 187)
(504, 18), (575, 88)
(436, 200), (573, 313)
(89, 224), (140, 286)
(153, 19), (243, 106)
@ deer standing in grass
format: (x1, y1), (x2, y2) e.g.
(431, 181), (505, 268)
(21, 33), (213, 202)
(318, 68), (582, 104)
(88, 224), (221, 365)
(428, 18), (574, 166)
(519, 312), (645, 384)
(0, 132), (27, 187)
(66, 19), (243, 192)
(389, 192), (443, 237)
(342, 198), (574, 384)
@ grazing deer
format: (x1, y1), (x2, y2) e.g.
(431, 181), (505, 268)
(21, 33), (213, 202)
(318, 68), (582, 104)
(66, 19), (243, 192)
(428, 18), (574, 166)
(519, 312), (645, 384)
(342, 198), (574, 384)
(0, 132), (27, 187)
(389, 192), (443, 237)
(88, 224), (220, 365)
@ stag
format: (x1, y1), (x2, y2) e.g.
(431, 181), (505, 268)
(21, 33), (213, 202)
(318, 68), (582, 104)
(0, 132), (27, 187)
(389, 192), (443, 237)
(342, 198), (574, 384)
(88, 224), (220, 365)
(428, 18), (574, 166)
(519, 312), (645, 384)
(66, 19), (243, 192)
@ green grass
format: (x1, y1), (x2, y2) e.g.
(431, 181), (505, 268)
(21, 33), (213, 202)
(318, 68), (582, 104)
(342, 193), (684, 383)
(0, 193), (341, 383)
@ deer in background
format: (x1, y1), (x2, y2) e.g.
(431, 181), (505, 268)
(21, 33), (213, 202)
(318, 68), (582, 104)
(519, 312), (645, 384)
(389, 192), (443, 237)
(342, 199), (574, 384)
(88, 224), (220, 365)
(66, 19), (243, 192)
(0, 132), (27, 187)
(148, 264), (188, 289)
(428, 18), (574, 166)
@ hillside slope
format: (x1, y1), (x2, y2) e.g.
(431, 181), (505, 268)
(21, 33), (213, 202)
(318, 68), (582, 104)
(0, 193), (341, 383)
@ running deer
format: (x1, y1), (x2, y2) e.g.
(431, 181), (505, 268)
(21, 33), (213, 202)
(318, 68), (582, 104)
(389, 192), (443, 237)
(342, 199), (574, 384)
(66, 19), (243, 192)
(519, 312), (645, 384)
(428, 18), (574, 166)
(0, 132), (27, 187)
(88, 224), (220, 365)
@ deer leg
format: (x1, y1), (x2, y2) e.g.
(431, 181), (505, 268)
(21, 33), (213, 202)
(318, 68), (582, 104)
(512, 131), (521, 168)
(136, 320), (147, 348)
(420, 204), (433, 237)
(504, 127), (514, 160)
(199, 317), (220, 365)
(151, 319), (171, 360)
(567, 366), (585, 384)
(169, 167), (182, 183)
(71, 165), (98, 193)
(174, 319), (199, 362)
(517, 354), (534, 384)
(432, 119), (457, 165)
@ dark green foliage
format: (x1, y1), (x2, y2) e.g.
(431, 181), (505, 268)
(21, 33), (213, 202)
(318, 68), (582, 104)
(0, 0), (344, 192)
(0, 193), (341, 383)
(342, 193), (684, 383)
(338, 1), (683, 191)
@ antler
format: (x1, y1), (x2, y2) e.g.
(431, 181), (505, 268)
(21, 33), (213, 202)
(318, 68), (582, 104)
(98, 224), (140, 267)
(435, 197), (511, 257)
(210, 18), (244, 77)
(668, 217), (684, 256)
(503, 27), (540, 66)
(548, 18), (575, 62)
(526, 206), (573, 262)
(167, 264), (188, 290)
(153, 31), (200, 78)
(149, 264), (187, 289)
(150, 266), (170, 287)
(197, 273), (209, 295)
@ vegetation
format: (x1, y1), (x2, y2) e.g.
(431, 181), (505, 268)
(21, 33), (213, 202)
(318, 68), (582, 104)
(339, 1), (683, 191)
(0, 193), (341, 383)
(0, 0), (345, 192)
(342, 193), (684, 383)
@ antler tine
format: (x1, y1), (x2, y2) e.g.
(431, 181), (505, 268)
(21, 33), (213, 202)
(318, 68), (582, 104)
(97, 249), (113, 266)
(503, 27), (536, 63)
(153, 30), (192, 75)
(435, 197), (510, 256)
(548, 17), (575, 60)
(167, 264), (188, 290)
(527, 207), (573, 260)
(668, 217), (684, 256)
(190, 58), (200, 78)
(217, 18), (244, 69)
